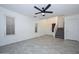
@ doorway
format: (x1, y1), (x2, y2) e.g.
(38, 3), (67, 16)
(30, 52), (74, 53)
(55, 16), (64, 39)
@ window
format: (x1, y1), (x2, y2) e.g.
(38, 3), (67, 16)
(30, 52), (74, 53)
(6, 16), (15, 35)
(35, 23), (38, 33)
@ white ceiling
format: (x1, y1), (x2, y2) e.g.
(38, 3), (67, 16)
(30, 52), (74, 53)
(0, 4), (79, 19)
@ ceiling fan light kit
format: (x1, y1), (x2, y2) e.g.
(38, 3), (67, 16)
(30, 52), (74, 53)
(34, 4), (53, 16)
(41, 13), (45, 16)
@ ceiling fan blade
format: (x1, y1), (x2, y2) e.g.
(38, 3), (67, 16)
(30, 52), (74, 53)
(35, 12), (42, 14)
(45, 11), (53, 13)
(34, 6), (42, 12)
(44, 4), (51, 11)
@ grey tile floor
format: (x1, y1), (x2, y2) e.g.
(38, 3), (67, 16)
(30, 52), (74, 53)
(0, 35), (79, 54)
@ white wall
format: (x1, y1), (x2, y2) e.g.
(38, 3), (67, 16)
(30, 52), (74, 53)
(46, 17), (58, 35)
(65, 15), (79, 41)
(57, 16), (64, 28)
(37, 17), (58, 37)
(0, 7), (45, 46)
(37, 16), (64, 37)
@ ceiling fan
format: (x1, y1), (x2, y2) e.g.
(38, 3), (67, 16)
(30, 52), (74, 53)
(34, 4), (53, 16)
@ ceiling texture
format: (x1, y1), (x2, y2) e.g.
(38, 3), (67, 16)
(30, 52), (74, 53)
(0, 4), (79, 19)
